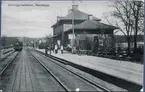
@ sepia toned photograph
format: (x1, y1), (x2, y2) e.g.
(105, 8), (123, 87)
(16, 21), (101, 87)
(0, 0), (144, 92)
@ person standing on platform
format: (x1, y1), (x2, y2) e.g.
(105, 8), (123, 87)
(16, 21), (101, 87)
(52, 44), (54, 53)
(49, 45), (51, 54)
(61, 45), (63, 54)
(32, 43), (35, 50)
(54, 44), (58, 54)
(76, 45), (79, 54)
(45, 44), (48, 56)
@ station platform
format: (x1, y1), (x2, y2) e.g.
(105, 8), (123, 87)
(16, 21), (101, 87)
(35, 48), (143, 86)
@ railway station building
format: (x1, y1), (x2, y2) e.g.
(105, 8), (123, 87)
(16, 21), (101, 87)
(51, 5), (117, 53)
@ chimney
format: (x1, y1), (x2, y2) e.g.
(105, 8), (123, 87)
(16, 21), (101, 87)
(88, 15), (93, 20)
(72, 4), (78, 10)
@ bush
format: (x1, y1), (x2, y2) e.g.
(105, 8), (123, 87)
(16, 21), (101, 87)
(39, 42), (45, 49)
(135, 46), (144, 55)
(64, 46), (72, 52)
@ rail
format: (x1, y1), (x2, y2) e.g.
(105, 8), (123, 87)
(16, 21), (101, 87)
(29, 51), (70, 92)
(34, 50), (110, 92)
(35, 50), (142, 92)
(0, 52), (20, 75)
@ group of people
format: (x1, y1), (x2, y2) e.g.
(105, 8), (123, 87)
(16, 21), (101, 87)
(45, 44), (63, 55)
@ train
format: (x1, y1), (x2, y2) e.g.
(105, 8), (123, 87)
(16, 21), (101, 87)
(13, 41), (23, 51)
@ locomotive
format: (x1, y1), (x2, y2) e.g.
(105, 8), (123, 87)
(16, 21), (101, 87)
(13, 40), (23, 51)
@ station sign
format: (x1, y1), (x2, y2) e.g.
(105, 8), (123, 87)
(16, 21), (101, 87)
(69, 34), (75, 39)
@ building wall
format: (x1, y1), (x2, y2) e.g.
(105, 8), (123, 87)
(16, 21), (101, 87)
(53, 20), (85, 47)
(63, 24), (72, 32)
(53, 20), (85, 35)
(63, 20), (86, 32)
(53, 35), (61, 47)
(53, 24), (63, 35)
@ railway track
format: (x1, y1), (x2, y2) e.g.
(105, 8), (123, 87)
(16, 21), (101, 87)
(0, 49), (140, 91)
(30, 51), (111, 92)
(35, 50), (142, 92)
(0, 51), (20, 75)
(28, 51), (69, 91)
(0, 51), (20, 91)
(2, 49), (71, 91)
(2, 48), (14, 55)
(1, 50), (15, 61)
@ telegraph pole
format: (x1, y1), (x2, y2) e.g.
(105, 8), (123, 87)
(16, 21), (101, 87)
(71, 0), (82, 53)
(71, 0), (77, 53)
(72, 7), (75, 53)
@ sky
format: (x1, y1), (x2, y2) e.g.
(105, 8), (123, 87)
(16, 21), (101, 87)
(1, 1), (116, 38)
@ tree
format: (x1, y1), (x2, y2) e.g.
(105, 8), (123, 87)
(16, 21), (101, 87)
(112, 0), (134, 55)
(129, 1), (144, 52)
(1, 35), (7, 47)
(103, 0), (144, 55)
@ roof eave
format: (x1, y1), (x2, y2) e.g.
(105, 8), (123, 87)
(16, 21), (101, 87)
(51, 19), (88, 28)
(65, 27), (118, 33)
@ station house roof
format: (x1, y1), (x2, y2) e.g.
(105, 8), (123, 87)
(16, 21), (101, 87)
(51, 5), (101, 27)
(60, 9), (101, 21)
(66, 20), (118, 32)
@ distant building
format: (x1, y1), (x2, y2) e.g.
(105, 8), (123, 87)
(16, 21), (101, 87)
(51, 5), (117, 53)
(115, 35), (144, 49)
